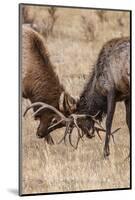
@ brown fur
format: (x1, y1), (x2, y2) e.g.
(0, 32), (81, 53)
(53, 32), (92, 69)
(22, 25), (76, 143)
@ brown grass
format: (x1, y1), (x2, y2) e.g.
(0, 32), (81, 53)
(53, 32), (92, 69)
(20, 5), (130, 194)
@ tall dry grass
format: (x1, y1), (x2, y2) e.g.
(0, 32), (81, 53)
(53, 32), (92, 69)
(20, 5), (130, 194)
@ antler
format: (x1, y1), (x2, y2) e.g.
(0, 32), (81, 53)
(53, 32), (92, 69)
(58, 121), (72, 145)
(94, 126), (121, 143)
(24, 102), (120, 149)
(23, 102), (68, 121)
(58, 114), (86, 149)
(23, 102), (79, 146)
(94, 127), (105, 140)
(87, 112), (105, 130)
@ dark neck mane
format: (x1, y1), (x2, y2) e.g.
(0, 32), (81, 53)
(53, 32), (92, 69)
(77, 69), (107, 122)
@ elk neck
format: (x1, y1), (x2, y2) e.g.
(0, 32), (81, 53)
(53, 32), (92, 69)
(77, 70), (107, 122)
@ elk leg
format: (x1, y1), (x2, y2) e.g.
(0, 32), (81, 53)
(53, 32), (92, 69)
(124, 99), (130, 133)
(104, 90), (116, 158)
(124, 99), (130, 158)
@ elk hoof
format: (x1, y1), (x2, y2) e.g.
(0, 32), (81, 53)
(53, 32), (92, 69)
(104, 146), (110, 158)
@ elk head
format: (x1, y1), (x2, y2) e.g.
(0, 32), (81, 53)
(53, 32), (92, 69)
(24, 92), (77, 142)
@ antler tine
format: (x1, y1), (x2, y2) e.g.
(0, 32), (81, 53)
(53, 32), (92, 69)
(70, 115), (81, 135)
(57, 113), (84, 149)
(75, 135), (81, 149)
(69, 126), (76, 148)
(23, 102), (45, 117)
(94, 127), (103, 141)
(91, 118), (104, 130)
(69, 114), (84, 149)
(110, 127), (121, 144)
(86, 111), (105, 130)
(111, 127), (121, 135)
(89, 111), (100, 118)
(58, 121), (71, 145)
(69, 126), (81, 149)
(63, 122), (70, 146)
(94, 126), (120, 144)
(72, 117), (83, 138)
(95, 127), (106, 132)
(111, 134), (115, 144)
(24, 102), (68, 121)
(48, 119), (64, 130)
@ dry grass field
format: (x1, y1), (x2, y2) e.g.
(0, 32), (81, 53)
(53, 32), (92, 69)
(20, 5), (130, 194)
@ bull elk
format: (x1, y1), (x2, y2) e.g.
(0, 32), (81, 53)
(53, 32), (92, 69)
(24, 37), (130, 158)
(75, 37), (130, 157)
(22, 25), (76, 144)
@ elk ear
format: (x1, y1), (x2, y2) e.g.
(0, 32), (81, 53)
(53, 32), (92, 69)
(64, 93), (77, 114)
(59, 92), (65, 112)
(59, 92), (77, 114)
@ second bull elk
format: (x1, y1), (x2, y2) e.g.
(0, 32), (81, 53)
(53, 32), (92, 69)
(24, 37), (130, 158)
(76, 37), (130, 157)
(22, 25), (76, 144)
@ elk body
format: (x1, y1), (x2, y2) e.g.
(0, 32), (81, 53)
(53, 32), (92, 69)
(75, 37), (130, 157)
(22, 25), (76, 144)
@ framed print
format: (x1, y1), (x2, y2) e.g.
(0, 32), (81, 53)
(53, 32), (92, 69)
(19, 3), (131, 196)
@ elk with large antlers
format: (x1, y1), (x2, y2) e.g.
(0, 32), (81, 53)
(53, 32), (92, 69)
(75, 37), (130, 157)
(22, 25), (77, 144)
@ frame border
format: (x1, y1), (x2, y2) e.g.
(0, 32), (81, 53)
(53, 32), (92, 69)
(19, 3), (132, 196)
